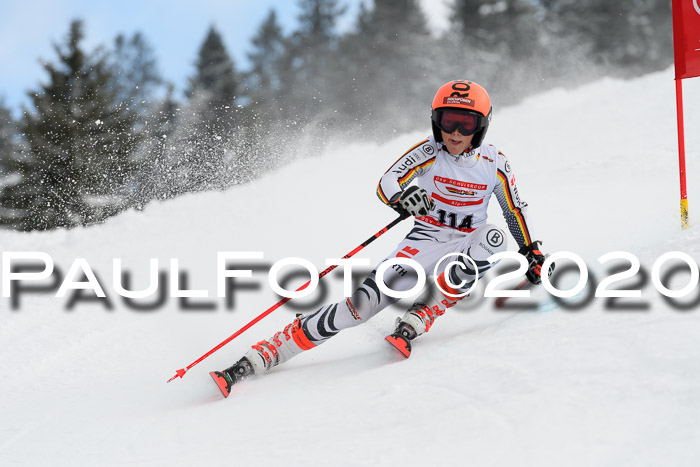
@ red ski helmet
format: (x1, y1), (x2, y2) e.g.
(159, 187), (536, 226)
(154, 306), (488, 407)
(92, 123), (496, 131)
(431, 80), (492, 149)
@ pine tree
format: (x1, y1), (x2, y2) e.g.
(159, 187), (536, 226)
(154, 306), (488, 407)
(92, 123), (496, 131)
(337, 0), (436, 134)
(643, 0), (673, 71)
(130, 83), (181, 205)
(452, 0), (498, 50)
(1, 20), (140, 231)
(449, 1), (553, 100)
(238, 10), (292, 180)
(109, 32), (163, 110)
(0, 110), (32, 229)
(452, 1), (546, 60)
(542, 0), (672, 78)
(0, 101), (25, 226)
(244, 10), (286, 136)
(186, 26), (239, 106)
(173, 25), (241, 193)
(108, 31), (172, 207)
(0, 99), (20, 180)
(605, 0), (672, 73)
(246, 9), (287, 114)
(281, 0), (346, 124)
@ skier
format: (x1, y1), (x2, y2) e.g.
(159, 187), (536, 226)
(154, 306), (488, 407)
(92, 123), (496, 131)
(211, 80), (551, 397)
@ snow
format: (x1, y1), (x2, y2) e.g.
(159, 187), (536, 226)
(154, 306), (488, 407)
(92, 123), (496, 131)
(1, 67), (700, 466)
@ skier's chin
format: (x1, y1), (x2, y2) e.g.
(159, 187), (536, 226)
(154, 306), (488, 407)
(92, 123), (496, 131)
(446, 141), (467, 154)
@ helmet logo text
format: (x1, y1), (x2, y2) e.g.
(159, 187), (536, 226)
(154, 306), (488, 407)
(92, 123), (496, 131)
(443, 97), (475, 107)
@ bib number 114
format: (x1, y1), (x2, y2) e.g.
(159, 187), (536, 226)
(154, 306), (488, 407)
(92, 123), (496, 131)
(436, 209), (473, 230)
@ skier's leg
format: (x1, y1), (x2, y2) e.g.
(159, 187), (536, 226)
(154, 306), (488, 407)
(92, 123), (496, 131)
(239, 264), (416, 374)
(390, 224), (508, 349)
(218, 234), (434, 386)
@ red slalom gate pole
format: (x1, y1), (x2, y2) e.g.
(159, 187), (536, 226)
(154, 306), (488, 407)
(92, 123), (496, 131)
(167, 212), (409, 383)
(676, 78), (689, 229)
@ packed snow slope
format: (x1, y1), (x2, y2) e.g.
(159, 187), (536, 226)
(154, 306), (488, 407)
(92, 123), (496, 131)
(1, 68), (700, 467)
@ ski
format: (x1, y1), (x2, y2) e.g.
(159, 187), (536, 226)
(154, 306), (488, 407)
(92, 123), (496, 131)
(385, 333), (412, 358)
(210, 371), (233, 398)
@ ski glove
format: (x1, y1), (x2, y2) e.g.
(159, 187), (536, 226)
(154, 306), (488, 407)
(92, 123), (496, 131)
(519, 241), (554, 285)
(390, 186), (435, 217)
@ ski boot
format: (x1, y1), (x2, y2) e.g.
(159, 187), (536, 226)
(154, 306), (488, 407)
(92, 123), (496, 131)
(385, 281), (460, 358)
(385, 318), (419, 359)
(386, 245), (487, 360)
(210, 356), (255, 398)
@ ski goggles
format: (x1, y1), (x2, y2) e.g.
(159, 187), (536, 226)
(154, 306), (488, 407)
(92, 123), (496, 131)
(432, 108), (485, 136)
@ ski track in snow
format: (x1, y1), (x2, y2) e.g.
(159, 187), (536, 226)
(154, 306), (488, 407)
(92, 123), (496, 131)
(1, 68), (700, 466)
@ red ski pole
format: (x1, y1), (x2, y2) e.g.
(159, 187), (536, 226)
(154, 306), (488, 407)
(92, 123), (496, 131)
(167, 212), (409, 383)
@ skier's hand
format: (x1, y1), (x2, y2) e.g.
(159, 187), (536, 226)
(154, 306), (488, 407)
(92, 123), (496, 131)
(519, 241), (554, 285)
(390, 186), (435, 217)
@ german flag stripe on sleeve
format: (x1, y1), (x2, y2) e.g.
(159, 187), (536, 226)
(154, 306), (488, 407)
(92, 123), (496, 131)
(397, 157), (436, 186)
(496, 169), (532, 244)
(377, 139), (430, 205)
(377, 184), (391, 204)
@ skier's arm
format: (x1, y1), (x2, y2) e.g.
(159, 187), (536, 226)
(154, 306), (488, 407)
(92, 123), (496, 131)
(494, 151), (535, 249)
(376, 139), (437, 207)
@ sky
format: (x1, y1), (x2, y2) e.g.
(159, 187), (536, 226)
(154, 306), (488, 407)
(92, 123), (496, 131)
(0, 0), (450, 117)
